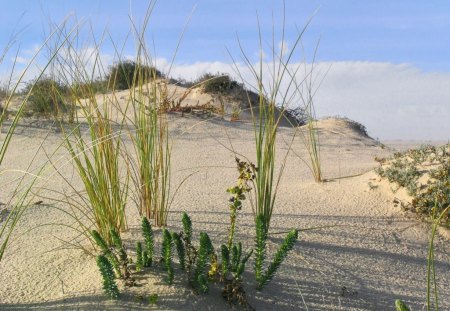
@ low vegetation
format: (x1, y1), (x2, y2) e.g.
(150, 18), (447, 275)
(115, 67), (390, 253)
(107, 60), (163, 91)
(92, 159), (298, 308)
(194, 72), (240, 94)
(23, 76), (70, 120)
(375, 144), (450, 226)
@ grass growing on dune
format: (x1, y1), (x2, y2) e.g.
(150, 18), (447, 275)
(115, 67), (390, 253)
(231, 10), (314, 230)
(124, 6), (172, 227)
(294, 56), (323, 183)
(128, 65), (171, 227)
(63, 94), (129, 245)
(44, 24), (130, 245)
(123, 0), (194, 227)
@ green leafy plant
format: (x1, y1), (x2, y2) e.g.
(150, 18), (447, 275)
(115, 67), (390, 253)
(91, 229), (134, 286)
(395, 300), (411, 311)
(135, 242), (144, 272)
(254, 214), (268, 285)
(110, 229), (133, 285)
(254, 214), (299, 290)
(141, 217), (154, 267)
(220, 245), (231, 278)
(182, 212), (193, 244)
(172, 232), (186, 271)
(194, 232), (214, 293)
(226, 157), (256, 249)
(91, 230), (121, 277)
(96, 254), (120, 299)
(162, 228), (174, 284)
(179, 212), (198, 284)
(148, 293), (159, 305)
(24, 76), (69, 120)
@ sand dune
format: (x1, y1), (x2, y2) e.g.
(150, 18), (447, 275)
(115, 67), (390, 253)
(0, 113), (449, 310)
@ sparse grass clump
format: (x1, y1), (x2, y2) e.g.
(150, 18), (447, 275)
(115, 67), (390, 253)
(62, 94), (129, 244)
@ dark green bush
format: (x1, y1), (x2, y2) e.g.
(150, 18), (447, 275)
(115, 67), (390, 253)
(195, 73), (240, 94)
(24, 77), (69, 118)
(107, 60), (162, 90)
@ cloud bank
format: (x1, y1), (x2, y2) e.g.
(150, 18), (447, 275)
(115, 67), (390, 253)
(158, 59), (450, 141)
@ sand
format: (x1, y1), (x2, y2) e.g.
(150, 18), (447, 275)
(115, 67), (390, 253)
(0, 112), (449, 310)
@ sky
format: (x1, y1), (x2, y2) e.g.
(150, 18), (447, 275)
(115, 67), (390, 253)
(1, 0), (450, 140)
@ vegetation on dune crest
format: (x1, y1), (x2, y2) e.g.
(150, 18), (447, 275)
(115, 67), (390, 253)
(107, 60), (162, 91)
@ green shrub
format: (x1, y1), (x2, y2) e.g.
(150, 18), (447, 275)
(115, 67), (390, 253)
(195, 73), (240, 94)
(376, 145), (450, 226)
(24, 76), (69, 118)
(107, 60), (162, 90)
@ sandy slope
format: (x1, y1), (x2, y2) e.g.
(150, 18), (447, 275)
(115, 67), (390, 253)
(0, 116), (449, 311)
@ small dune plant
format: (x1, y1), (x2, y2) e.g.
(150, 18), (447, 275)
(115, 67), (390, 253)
(375, 144), (450, 226)
(123, 13), (173, 228)
(194, 72), (240, 94)
(395, 299), (411, 311)
(226, 157), (256, 250)
(48, 34), (130, 245)
(23, 76), (70, 121)
(231, 11), (315, 231)
(93, 171), (298, 308)
(135, 217), (154, 272)
(96, 254), (120, 299)
(91, 229), (134, 286)
(254, 214), (298, 290)
(161, 228), (174, 284)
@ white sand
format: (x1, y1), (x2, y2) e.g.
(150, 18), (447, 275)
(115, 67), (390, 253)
(1, 113), (449, 310)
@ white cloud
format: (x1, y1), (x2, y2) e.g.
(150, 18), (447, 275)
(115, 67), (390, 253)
(11, 56), (28, 64)
(312, 61), (450, 140)
(162, 60), (450, 141)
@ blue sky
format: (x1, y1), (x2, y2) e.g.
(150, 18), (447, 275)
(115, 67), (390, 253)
(1, 0), (450, 140)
